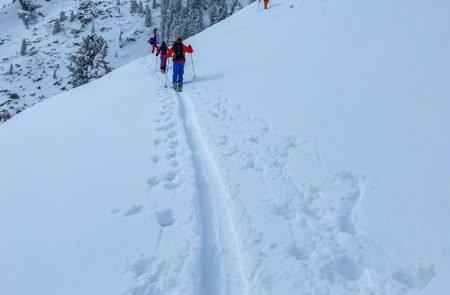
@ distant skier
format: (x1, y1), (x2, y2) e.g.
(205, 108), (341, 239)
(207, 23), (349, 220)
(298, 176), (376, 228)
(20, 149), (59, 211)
(156, 41), (168, 73)
(260, 0), (269, 9)
(148, 34), (158, 53)
(167, 37), (193, 92)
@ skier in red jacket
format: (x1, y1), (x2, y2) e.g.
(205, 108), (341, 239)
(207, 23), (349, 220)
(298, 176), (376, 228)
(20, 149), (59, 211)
(167, 37), (193, 92)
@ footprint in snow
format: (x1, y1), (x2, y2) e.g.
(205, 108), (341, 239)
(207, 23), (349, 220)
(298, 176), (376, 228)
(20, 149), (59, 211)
(110, 207), (122, 215)
(156, 122), (175, 132)
(147, 176), (160, 187)
(151, 155), (160, 164)
(168, 139), (178, 148)
(164, 182), (181, 190)
(165, 151), (176, 159)
(164, 171), (177, 182)
(124, 205), (144, 217)
(167, 131), (176, 138)
(157, 209), (175, 227)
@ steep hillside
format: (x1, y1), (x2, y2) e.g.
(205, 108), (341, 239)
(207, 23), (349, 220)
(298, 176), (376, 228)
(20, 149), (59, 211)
(0, 0), (160, 121)
(1, 0), (449, 294)
(0, 0), (247, 122)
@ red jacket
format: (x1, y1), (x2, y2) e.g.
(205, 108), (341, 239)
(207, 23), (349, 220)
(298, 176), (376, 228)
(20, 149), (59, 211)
(167, 43), (193, 63)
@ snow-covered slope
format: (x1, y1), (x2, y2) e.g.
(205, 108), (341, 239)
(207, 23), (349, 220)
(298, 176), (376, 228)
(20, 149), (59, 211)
(0, 0), (160, 121)
(1, 0), (450, 294)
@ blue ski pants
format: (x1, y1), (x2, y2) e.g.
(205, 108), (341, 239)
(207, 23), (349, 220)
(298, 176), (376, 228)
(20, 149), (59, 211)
(172, 61), (185, 84)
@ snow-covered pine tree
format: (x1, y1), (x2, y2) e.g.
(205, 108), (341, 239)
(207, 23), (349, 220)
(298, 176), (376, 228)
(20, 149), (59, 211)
(209, 0), (227, 25)
(59, 11), (67, 22)
(53, 68), (57, 79)
(166, 0), (182, 42)
(215, 0), (228, 23)
(119, 30), (123, 48)
(209, 4), (217, 25)
(70, 10), (75, 22)
(130, 0), (138, 13)
(17, 0), (41, 28)
(68, 34), (111, 87)
(20, 38), (27, 55)
(116, 0), (121, 14)
(152, 0), (157, 9)
(230, 0), (242, 14)
(187, 0), (204, 36)
(172, 5), (188, 38)
(138, 1), (144, 14)
(53, 18), (62, 34)
(8, 63), (13, 75)
(160, 0), (169, 41)
(18, 0), (34, 12)
(76, 0), (98, 25)
(144, 5), (152, 27)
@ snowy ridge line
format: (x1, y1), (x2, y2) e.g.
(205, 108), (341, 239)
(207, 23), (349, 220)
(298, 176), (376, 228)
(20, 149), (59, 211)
(177, 89), (250, 295)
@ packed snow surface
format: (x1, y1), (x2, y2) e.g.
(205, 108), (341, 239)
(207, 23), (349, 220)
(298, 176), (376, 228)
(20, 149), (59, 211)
(1, 0), (450, 294)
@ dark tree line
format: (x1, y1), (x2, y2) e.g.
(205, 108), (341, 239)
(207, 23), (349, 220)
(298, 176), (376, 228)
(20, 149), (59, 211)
(160, 0), (242, 44)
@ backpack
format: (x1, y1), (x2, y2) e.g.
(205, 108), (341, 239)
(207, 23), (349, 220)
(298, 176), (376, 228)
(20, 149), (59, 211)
(173, 42), (185, 61)
(149, 37), (155, 45)
(160, 43), (168, 54)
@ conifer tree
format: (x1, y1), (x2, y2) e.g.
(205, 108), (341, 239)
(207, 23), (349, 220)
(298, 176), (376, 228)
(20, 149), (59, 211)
(138, 1), (144, 14)
(21, 38), (27, 55)
(19, 0), (33, 12)
(59, 11), (66, 22)
(53, 18), (62, 34)
(152, 0), (157, 9)
(68, 34), (111, 87)
(8, 63), (13, 75)
(172, 5), (188, 38)
(230, 0), (242, 14)
(215, 0), (228, 23)
(144, 5), (152, 27)
(166, 0), (182, 41)
(188, 0), (204, 36)
(119, 30), (123, 48)
(209, 5), (217, 25)
(130, 0), (138, 13)
(209, 0), (227, 25)
(160, 0), (169, 41)
(70, 10), (75, 22)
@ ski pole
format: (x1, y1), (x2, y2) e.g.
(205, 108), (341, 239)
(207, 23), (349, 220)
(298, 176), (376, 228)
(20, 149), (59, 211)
(190, 53), (196, 79)
(165, 59), (169, 87)
(155, 53), (157, 72)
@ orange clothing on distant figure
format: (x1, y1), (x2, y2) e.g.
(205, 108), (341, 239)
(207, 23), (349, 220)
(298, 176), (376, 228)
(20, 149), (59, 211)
(264, 0), (269, 9)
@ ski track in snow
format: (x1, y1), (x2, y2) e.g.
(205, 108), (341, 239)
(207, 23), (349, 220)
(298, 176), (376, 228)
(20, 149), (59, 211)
(130, 56), (436, 295)
(177, 85), (250, 295)
(130, 57), (249, 295)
